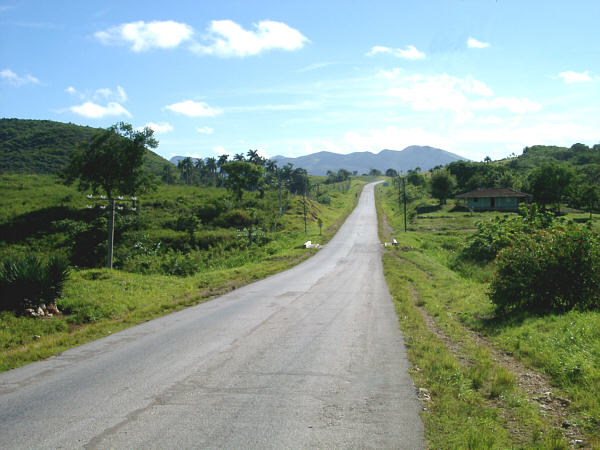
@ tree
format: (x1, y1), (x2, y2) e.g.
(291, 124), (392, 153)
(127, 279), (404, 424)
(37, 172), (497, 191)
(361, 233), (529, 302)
(528, 162), (574, 211)
(406, 168), (425, 186)
(178, 157), (194, 185)
(205, 157), (218, 186)
(217, 154), (229, 185)
(221, 161), (265, 200)
(369, 168), (382, 176)
(161, 164), (176, 185)
(64, 122), (158, 269)
(573, 183), (600, 219)
(64, 122), (158, 199)
(246, 149), (265, 166)
(430, 170), (456, 205)
(385, 168), (398, 178)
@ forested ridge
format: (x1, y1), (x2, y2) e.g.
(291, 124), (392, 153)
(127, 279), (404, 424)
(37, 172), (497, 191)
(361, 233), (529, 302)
(0, 118), (170, 176)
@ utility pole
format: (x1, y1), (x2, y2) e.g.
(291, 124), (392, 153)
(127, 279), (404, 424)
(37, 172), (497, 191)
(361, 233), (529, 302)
(87, 194), (137, 269)
(402, 176), (407, 232)
(397, 174), (402, 213)
(278, 171), (283, 216)
(107, 198), (115, 269)
(303, 184), (307, 235)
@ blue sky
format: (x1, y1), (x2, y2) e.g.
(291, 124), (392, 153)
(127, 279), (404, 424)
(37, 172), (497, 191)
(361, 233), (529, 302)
(1, 1), (599, 162)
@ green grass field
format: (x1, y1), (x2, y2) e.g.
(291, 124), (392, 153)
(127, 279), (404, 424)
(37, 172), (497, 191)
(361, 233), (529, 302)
(376, 182), (600, 449)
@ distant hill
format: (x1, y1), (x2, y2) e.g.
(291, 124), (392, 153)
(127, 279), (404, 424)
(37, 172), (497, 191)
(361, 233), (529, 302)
(0, 118), (171, 176)
(270, 146), (468, 175)
(168, 146), (467, 175)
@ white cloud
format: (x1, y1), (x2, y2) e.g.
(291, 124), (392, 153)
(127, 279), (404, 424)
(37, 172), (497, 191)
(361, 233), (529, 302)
(142, 122), (173, 133)
(165, 100), (222, 117)
(197, 126), (214, 134)
(0, 68), (41, 86)
(116, 85), (127, 102)
(92, 85), (128, 103)
(467, 37), (489, 49)
(558, 70), (592, 83)
(462, 77), (493, 96)
(470, 97), (541, 114)
(387, 74), (471, 111)
(69, 101), (131, 119)
(95, 20), (193, 52)
(94, 87), (112, 99)
(367, 45), (425, 60)
(65, 86), (84, 98)
(386, 73), (539, 114)
(191, 20), (308, 57)
(256, 147), (270, 159)
(213, 145), (228, 156)
(376, 68), (403, 80)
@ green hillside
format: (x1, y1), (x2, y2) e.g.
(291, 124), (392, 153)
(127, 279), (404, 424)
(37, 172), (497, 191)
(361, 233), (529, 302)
(0, 118), (171, 176)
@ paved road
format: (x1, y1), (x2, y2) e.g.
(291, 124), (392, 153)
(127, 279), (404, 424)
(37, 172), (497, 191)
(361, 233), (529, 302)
(0, 182), (423, 449)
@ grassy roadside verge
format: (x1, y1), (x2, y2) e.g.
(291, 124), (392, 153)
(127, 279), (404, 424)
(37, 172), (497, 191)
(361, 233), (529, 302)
(376, 182), (599, 448)
(0, 180), (366, 373)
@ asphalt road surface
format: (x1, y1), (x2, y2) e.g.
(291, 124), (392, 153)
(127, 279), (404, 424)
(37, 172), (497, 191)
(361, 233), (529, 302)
(0, 182), (424, 449)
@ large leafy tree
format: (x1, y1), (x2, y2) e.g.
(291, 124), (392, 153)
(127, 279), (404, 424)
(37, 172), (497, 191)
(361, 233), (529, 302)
(64, 122), (158, 199)
(430, 169), (456, 205)
(528, 162), (574, 211)
(222, 161), (265, 200)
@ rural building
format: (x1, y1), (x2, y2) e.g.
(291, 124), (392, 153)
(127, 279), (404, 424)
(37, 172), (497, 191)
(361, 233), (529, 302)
(455, 187), (531, 212)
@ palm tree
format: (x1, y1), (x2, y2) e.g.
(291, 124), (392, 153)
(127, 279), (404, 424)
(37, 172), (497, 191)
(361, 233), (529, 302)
(205, 157), (218, 186)
(217, 154), (229, 186)
(195, 158), (207, 185)
(233, 153), (245, 161)
(178, 157), (194, 185)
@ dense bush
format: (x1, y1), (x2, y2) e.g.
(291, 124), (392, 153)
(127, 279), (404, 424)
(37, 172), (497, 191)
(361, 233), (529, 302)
(490, 223), (600, 313)
(216, 209), (256, 228)
(462, 204), (554, 262)
(0, 255), (69, 311)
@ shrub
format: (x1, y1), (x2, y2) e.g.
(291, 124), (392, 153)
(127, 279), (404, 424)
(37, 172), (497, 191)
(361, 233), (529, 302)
(490, 223), (600, 313)
(0, 255), (70, 312)
(216, 209), (255, 228)
(462, 204), (554, 262)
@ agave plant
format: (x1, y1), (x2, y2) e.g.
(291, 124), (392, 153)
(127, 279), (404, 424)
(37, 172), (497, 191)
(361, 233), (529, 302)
(0, 255), (69, 313)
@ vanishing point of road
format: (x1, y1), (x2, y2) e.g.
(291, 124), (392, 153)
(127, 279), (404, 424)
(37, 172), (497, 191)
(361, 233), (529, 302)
(0, 182), (424, 449)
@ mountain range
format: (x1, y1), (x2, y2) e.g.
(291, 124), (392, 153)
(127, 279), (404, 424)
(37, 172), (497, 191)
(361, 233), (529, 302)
(270, 146), (467, 176)
(170, 146), (467, 176)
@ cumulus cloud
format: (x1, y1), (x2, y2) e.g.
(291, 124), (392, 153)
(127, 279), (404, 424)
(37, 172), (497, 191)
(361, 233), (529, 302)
(376, 68), (403, 80)
(366, 45), (425, 60)
(386, 73), (539, 114)
(66, 85), (130, 119)
(197, 126), (214, 134)
(93, 85), (127, 102)
(470, 97), (541, 114)
(1, 68), (41, 86)
(213, 145), (228, 156)
(69, 101), (131, 119)
(558, 70), (592, 83)
(467, 37), (489, 49)
(142, 122), (173, 133)
(165, 100), (222, 117)
(95, 20), (194, 51)
(191, 20), (309, 57)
